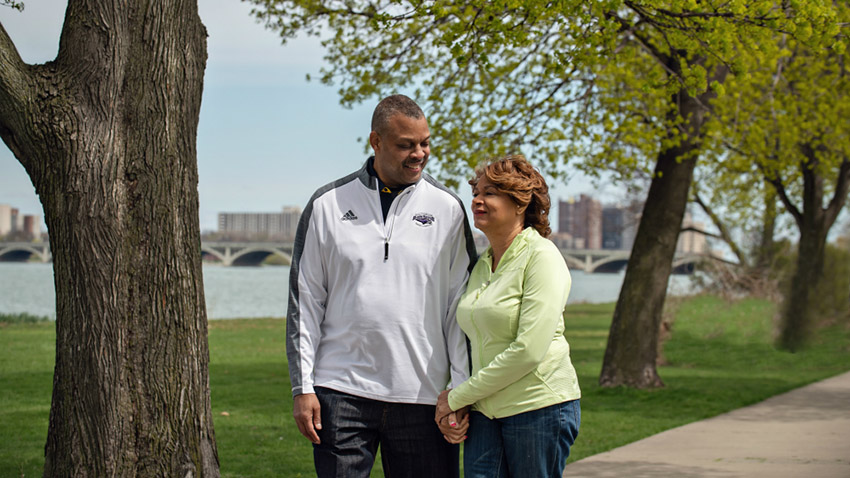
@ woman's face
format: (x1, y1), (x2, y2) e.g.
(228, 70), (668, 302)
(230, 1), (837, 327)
(470, 175), (524, 236)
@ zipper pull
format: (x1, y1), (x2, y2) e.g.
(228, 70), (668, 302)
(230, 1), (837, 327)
(384, 241), (389, 261)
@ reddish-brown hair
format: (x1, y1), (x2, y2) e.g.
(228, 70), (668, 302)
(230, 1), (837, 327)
(469, 154), (552, 238)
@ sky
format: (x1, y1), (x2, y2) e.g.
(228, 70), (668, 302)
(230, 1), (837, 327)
(0, 1), (609, 233)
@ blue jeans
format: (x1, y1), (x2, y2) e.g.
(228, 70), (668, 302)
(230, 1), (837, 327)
(464, 399), (581, 478)
(313, 387), (459, 478)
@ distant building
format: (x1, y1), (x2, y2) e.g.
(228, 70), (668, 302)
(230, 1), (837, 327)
(22, 215), (41, 239)
(601, 201), (642, 250)
(601, 207), (624, 249)
(11, 208), (22, 233)
(0, 204), (42, 240)
(217, 206), (302, 239)
(548, 232), (574, 250)
(555, 194), (707, 256)
(0, 204), (11, 236)
(678, 212), (707, 254)
(558, 195), (602, 250)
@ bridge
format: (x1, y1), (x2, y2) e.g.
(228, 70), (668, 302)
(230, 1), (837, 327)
(0, 242), (52, 263)
(0, 241), (705, 273)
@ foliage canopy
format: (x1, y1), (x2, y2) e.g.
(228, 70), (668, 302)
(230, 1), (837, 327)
(248, 0), (841, 187)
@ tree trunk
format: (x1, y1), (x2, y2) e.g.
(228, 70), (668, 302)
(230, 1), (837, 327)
(598, 144), (697, 388)
(776, 152), (850, 351)
(598, 64), (716, 387)
(779, 225), (826, 351)
(0, 1), (219, 476)
(755, 187), (778, 270)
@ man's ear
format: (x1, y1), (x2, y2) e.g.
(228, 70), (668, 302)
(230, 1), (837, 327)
(369, 131), (380, 153)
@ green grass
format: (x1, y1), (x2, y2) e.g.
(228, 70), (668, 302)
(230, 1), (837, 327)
(0, 319), (54, 478)
(1, 296), (849, 477)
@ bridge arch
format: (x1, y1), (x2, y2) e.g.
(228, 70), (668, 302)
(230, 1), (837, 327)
(592, 259), (629, 273)
(229, 247), (293, 266)
(0, 244), (51, 262)
(561, 255), (585, 272)
(671, 254), (702, 275)
(200, 246), (227, 264)
(587, 251), (631, 273)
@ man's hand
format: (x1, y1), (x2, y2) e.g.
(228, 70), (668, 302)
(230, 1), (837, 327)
(293, 393), (322, 444)
(435, 390), (469, 444)
(435, 390), (453, 421)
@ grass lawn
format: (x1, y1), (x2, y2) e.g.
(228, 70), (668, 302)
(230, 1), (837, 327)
(2, 295), (849, 477)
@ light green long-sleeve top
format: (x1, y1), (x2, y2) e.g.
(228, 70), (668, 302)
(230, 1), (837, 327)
(448, 227), (581, 419)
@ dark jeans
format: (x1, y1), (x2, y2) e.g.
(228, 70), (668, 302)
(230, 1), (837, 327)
(463, 399), (581, 478)
(313, 386), (459, 478)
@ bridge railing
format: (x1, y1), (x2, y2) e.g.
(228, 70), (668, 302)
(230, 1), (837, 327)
(1, 240), (714, 273)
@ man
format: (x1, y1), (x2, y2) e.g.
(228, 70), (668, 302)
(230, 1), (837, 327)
(287, 94), (477, 477)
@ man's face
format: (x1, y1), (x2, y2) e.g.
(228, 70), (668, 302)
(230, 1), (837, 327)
(370, 114), (430, 187)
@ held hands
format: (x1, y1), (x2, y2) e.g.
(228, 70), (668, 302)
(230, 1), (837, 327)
(293, 393), (322, 444)
(435, 390), (469, 444)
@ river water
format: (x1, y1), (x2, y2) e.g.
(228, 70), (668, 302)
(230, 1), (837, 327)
(0, 262), (696, 319)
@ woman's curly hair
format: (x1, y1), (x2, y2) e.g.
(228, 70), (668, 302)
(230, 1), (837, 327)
(469, 154), (552, 238)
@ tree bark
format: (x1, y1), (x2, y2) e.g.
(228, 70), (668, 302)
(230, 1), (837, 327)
(599, 59), (719, 388)
(0, 1), (219, 476)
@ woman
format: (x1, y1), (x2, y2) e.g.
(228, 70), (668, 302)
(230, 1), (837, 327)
(436, 155), (581, 477)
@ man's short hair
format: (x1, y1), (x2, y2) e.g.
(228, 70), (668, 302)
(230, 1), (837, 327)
(371, 95), (425, 135)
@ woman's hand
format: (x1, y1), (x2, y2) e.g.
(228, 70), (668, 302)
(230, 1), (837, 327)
(435, 390), (469, 443)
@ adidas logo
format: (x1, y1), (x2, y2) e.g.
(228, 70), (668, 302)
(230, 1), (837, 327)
(340, 210), (358, 221)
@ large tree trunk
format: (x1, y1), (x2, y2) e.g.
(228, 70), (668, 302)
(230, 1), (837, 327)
(0, 1), (219, 476)
(598, 143), (697, 388)
(598, 61), (717, 387)
(776, 151), (850, 351)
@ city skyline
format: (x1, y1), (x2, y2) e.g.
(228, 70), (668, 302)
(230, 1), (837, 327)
(0, 203), (42, 239)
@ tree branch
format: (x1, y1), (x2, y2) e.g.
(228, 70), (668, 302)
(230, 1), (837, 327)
(607, 9), (672, 69)
(680, 225), (722, 239)
(761, 163), (803, 229)
(693, 189), (748, 266)
(824, 155), (850, 228)
(0, 20), (36, 169)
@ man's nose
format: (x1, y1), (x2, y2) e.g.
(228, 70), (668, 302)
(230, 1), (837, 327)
(411, 145), (426, 159)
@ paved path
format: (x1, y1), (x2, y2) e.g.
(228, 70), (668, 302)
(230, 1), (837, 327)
(564, 370), (850, 477)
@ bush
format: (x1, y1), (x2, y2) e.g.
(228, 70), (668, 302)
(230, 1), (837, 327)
(698, 240), (849, 331)
(0, 313), (50, 324)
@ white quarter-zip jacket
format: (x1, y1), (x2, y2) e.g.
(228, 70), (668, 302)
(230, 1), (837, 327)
(287, 158), (477, 404)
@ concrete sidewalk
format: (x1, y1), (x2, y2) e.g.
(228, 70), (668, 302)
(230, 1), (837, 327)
(564, 370), (850, 477)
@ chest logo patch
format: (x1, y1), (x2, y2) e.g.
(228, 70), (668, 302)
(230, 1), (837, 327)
(412, 212), (435, 227)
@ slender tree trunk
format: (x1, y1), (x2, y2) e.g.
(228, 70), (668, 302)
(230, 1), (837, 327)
(0, 1), (219, 476)
(755, 187), (778, 269)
